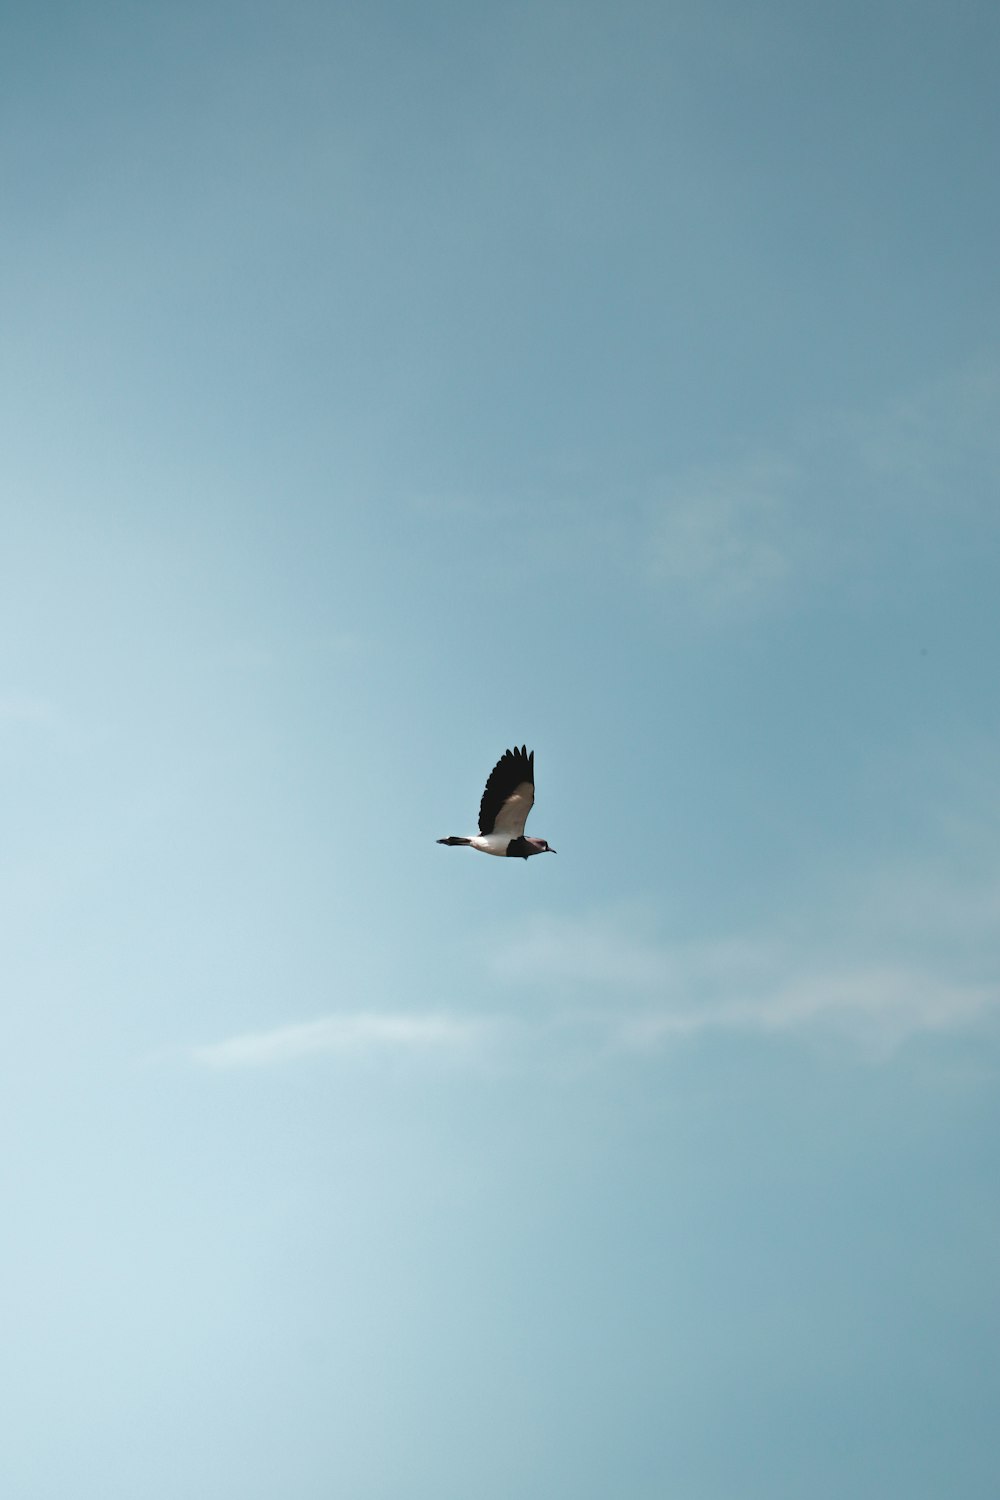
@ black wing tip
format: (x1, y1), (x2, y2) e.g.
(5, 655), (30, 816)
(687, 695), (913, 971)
(500, 745), (533, 781)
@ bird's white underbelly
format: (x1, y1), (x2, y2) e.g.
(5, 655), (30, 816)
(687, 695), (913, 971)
(469, 833), (509, 857)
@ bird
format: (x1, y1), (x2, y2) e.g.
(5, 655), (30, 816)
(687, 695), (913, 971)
(437, 746), (556, 859)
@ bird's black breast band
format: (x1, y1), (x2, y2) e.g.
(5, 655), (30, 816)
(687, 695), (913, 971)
(505, 837), (533, 859)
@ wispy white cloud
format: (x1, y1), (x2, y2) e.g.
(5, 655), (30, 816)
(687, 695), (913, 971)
(397, 359), (1000, 618)
(644, 356), (1000, 617)
(192, 1011), (500, 1069)
(189, 955), (996, 1074)
(489, 893), (1000, 1059)
(493, 907), (778, 999)
(192, 812), (1000, 1074)
(852, 358), (1000, 500)
(646, 457), (801, 615)
(192, 886), (998, 1074)
(611, 966), (996, 1060)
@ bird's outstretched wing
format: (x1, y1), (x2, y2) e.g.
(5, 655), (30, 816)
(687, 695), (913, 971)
(479, 746), (534, 836)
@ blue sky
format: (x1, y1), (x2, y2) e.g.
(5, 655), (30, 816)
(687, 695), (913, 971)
(2, 2), (999, 1495)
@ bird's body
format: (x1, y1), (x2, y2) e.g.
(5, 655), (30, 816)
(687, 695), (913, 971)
(437, 746), (556, 859)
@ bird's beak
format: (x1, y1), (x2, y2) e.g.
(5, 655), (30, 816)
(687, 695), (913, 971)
(547, 846), (557, 853)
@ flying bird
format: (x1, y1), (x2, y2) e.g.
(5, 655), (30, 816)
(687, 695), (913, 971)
(438, 746), (556, 859)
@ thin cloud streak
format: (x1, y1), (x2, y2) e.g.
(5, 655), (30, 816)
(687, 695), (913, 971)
(612, 968), (997, 1059)
(193, 1011), (500, 1069)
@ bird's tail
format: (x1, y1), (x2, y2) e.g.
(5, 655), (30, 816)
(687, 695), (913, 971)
(437, 836), (472, 846)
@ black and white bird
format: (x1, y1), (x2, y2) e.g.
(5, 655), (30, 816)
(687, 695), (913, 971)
(438, 746), (556, 859)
